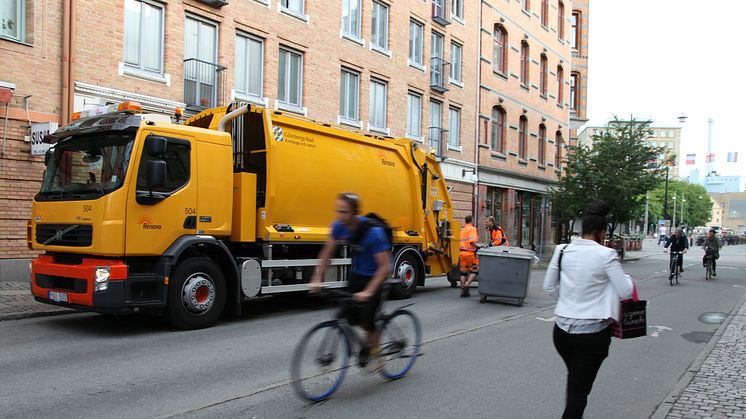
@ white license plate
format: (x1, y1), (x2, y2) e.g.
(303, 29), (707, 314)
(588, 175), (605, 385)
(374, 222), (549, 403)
(48, 290), (69, 303)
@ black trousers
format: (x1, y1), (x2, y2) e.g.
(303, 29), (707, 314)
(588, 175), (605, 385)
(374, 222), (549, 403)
(669, 252), (684, 273)
(552, 324), (611, 419)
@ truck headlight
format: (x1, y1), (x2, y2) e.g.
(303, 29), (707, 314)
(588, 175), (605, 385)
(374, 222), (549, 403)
(94, 267), (110, 292)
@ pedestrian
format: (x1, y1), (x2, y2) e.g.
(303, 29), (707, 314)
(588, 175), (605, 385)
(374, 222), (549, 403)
(702, 229), (721, 277)
(310, 192), (392, 373)
(657, 224), (667, 246)
(543, 200), (634, 419)
(458, 215), (479, 297)
(486, 216), (510, 247)
(664, 227), (689, 278)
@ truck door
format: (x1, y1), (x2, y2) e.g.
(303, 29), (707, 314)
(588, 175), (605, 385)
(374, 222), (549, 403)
(126, 132), (197, 255)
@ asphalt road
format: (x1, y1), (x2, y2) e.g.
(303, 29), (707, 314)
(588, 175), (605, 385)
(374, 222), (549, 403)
(1, 245), (744, 419)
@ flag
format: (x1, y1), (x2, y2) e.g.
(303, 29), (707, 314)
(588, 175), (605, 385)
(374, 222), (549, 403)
(706, 153), (715, 163)
(727, 152), (738, 162)
(685, 154), (695, 165)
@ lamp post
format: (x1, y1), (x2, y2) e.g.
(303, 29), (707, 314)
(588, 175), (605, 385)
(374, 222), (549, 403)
(672, 192), (677, 230)
(681, 195), (685, 226)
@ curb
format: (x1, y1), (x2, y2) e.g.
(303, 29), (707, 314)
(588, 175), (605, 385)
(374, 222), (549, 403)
(648, 291), (746, 419)
(0, 309), (77, 322)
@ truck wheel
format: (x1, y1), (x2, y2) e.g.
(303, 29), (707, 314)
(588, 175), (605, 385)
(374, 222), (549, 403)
(166, 258), (226, 330)
(389, 253), (420, 300)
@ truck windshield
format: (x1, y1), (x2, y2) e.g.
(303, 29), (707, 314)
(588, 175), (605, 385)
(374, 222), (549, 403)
(37, 133), (135, 201)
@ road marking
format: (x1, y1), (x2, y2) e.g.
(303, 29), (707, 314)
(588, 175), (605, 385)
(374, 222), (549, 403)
(648, 325), (672, 337)
(536, 316), (556, 322)
(734, 285), (744, 288)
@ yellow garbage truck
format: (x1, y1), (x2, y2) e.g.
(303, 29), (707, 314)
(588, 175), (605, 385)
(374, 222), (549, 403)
(29, 102), (458, 329)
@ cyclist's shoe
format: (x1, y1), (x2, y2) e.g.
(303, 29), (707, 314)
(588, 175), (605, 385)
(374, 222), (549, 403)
(365, 349), (385, 374)
(668, 273), (673, 280)
(680, 268), (685, 272)
(712, 271), (717, 277)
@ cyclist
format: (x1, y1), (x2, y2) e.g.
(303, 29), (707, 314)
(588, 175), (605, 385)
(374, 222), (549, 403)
(664, 227), (689, 279)
(486, 216), (510, 247)
(702, 229), (721, 277)
(310, 192), (392, 373)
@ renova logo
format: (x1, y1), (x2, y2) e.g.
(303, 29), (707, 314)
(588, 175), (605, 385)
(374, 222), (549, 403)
(377, 151), (396, 167)
(137, 215), (162, 230)
(273, 126), (284, 142)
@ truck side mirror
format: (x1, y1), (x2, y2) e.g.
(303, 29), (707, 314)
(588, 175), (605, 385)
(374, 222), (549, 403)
(146, 135), (168, 156)
(146, 160), (166, 191)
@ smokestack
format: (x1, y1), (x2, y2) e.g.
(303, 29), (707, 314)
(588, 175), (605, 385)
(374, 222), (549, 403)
(707, 118), (714, 176)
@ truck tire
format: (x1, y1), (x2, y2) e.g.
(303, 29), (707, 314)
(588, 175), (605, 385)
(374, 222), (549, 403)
(389, 253), (421, 300)
(166, 257), (226, 330)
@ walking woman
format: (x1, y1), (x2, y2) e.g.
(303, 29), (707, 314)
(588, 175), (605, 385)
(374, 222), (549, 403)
(543, 201), (634, 419)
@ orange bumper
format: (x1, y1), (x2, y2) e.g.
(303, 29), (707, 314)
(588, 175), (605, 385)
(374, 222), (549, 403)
(31, 255), (128, 307)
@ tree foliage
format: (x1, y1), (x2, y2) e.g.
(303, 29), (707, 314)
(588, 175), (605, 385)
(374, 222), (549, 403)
(551, 118), (664, 238)
(639, 180), (712, 228)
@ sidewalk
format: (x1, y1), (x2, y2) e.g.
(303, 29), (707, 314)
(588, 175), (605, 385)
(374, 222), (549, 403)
(0, 282), (74, 321)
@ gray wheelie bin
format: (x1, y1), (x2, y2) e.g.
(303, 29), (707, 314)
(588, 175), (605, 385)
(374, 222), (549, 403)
(476, 246), (535, 306)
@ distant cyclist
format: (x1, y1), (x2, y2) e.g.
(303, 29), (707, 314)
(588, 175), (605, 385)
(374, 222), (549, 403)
(702, 229), (721, 277)
(310, 192), (392, 373)
(664, 227), (689, 279)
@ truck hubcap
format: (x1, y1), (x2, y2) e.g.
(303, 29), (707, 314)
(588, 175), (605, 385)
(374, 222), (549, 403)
(397, 262), (416, 288)
(181, 273), (216, 314)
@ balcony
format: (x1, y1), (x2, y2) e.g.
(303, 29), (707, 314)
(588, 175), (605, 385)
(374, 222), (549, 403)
(430, 57), (450, 93)
(195, 0), (228, 7)
(428, 127), (449, 160)
(432, 0), (450, 26)
(183, 58), (227, 110)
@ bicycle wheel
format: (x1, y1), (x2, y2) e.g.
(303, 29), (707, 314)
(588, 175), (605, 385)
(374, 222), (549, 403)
(290, 321), (351, 402)
(669, 257), (675, 286)
(378, 309), (422, 380)
(705, 259), (711, 281)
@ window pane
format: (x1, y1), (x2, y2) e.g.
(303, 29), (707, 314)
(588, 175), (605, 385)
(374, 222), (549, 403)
(370, 81), (386, 128)
(410, 21), (423, 64)
(123, 0), (140, 65)
(450, 43), (461, 81)
(278, 51), (287, 101)
(184, 18), (199, 59)
(248, 38), (263, 96)
(407, 93), (421, 137)
(283, 0), (303, 13)
(235, 37), (247, 93)
(288, 53), (301, 106)
(372, 2), (388, 49)
(141, 3), (162, 72)
(449, 108), (460, 146)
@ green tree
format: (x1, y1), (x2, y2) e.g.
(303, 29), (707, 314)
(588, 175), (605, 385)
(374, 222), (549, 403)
(551, 118), (664, 240)
(640, 180), (712, 228)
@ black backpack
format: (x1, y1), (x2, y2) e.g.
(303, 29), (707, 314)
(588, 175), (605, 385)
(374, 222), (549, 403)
(350, 213), (393, 249)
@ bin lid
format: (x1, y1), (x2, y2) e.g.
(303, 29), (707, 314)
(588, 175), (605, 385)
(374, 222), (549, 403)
(477, 246), (535, 260)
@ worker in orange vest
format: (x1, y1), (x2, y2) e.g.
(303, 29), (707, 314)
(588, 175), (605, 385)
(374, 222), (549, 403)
(486, 216), (510, 247)
(459, 215), (479, 297)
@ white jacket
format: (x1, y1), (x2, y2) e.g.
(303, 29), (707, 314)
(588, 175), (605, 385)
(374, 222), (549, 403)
(543, 238), (634, 321)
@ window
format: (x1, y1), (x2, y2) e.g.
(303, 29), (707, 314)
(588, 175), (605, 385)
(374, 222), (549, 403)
(520, 41), (529, 86)
(184, 15), (218, 107)
(124, 0), (164, 74)
(235, 34), (264, 101)
(450, 42), (462, 83)
(136, 138), (190, 194)
(539, 54), (548, 96)
(451, 0), (463, 20)
(431, 31), (446, 89)
(281, 0), (304, 15)
(371, 1), (389, 51)
(571, 12), (580, 50)
(558, 1), (565, 40)
(556, 65), (564, 106)
(449, 107), (460, 148)
(541, 0), (548, 27)
(339, 69), (359, 123)
(493, 25), (507, 74)
(570, 72), (579, 110)
(433, 0), (447, 21)
(342, 0), (362, 39)
(491, 106), (505, 152)
(538, 124), (546, 164)
(518, 116), (527, 159)
(521, 0), (530, 13)
(278, 48), (303, 108)
(429, 100), (443, 153)
(409, 20), (424, 67)
(369, 79), (387, 131)
(0, 0), (23, 41)
(407, 92), (422, 138)
(555, 131), (562, 168)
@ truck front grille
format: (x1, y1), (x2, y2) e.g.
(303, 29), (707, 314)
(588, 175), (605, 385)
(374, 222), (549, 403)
(35, 273), (87, 293)
(36, 224), (93, 247)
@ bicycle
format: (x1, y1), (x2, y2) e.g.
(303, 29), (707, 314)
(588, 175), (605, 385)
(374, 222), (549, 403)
(703, 247), (716, 281)
(667, 251), (684, 286)
(290, 287), (422, 402)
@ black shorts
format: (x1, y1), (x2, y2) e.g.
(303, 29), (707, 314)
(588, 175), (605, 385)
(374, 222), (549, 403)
(340, 273), (383, 332)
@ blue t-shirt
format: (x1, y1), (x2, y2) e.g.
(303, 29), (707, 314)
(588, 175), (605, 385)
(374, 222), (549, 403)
(332, 216), (390, 276)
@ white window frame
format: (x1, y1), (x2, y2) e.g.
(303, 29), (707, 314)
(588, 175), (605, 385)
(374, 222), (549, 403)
(279, 0), (308, 22)
(408, 19), (425, 71)
(0, 0), (24, 42)
(369, 79), (388, 134)
(339, 68), (360, 126)
(277, 47), (304, 113)
(123, 0), (165, 78)
(450, 0), (464, 23)
(449, 42), (463, 87)
(234, 32), (265, 105)
(341, 0), (363, 44)
(371, 1), (390, 55)
(448, 107), (461, 150)
(407, 92), (423, 140)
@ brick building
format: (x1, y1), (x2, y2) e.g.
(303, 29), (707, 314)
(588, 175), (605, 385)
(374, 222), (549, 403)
(0, 0), (589, 280)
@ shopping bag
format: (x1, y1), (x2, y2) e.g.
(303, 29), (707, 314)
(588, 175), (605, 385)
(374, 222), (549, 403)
(613, 282), (647, 339)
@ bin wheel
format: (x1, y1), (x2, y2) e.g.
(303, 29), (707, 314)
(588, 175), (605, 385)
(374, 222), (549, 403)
(479, 295), (487, 303)
(517, 299), (524, 306)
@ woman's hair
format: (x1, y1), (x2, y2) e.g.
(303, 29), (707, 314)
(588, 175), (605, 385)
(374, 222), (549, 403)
(337, 192), (360, 215)
(581, 200), (610, 235)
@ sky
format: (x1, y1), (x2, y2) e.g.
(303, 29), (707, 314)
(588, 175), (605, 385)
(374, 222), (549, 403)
(586, 0), (745, 184)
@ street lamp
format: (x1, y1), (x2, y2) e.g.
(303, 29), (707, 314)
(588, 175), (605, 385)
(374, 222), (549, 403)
(678, 113), (688, 123)
(673, 193), (677, 230)
(681, 195), (685, 226)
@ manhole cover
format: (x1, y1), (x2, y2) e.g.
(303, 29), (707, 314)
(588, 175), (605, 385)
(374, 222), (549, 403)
(699, 312), (728, 324)
(682, 331), (714, 343)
